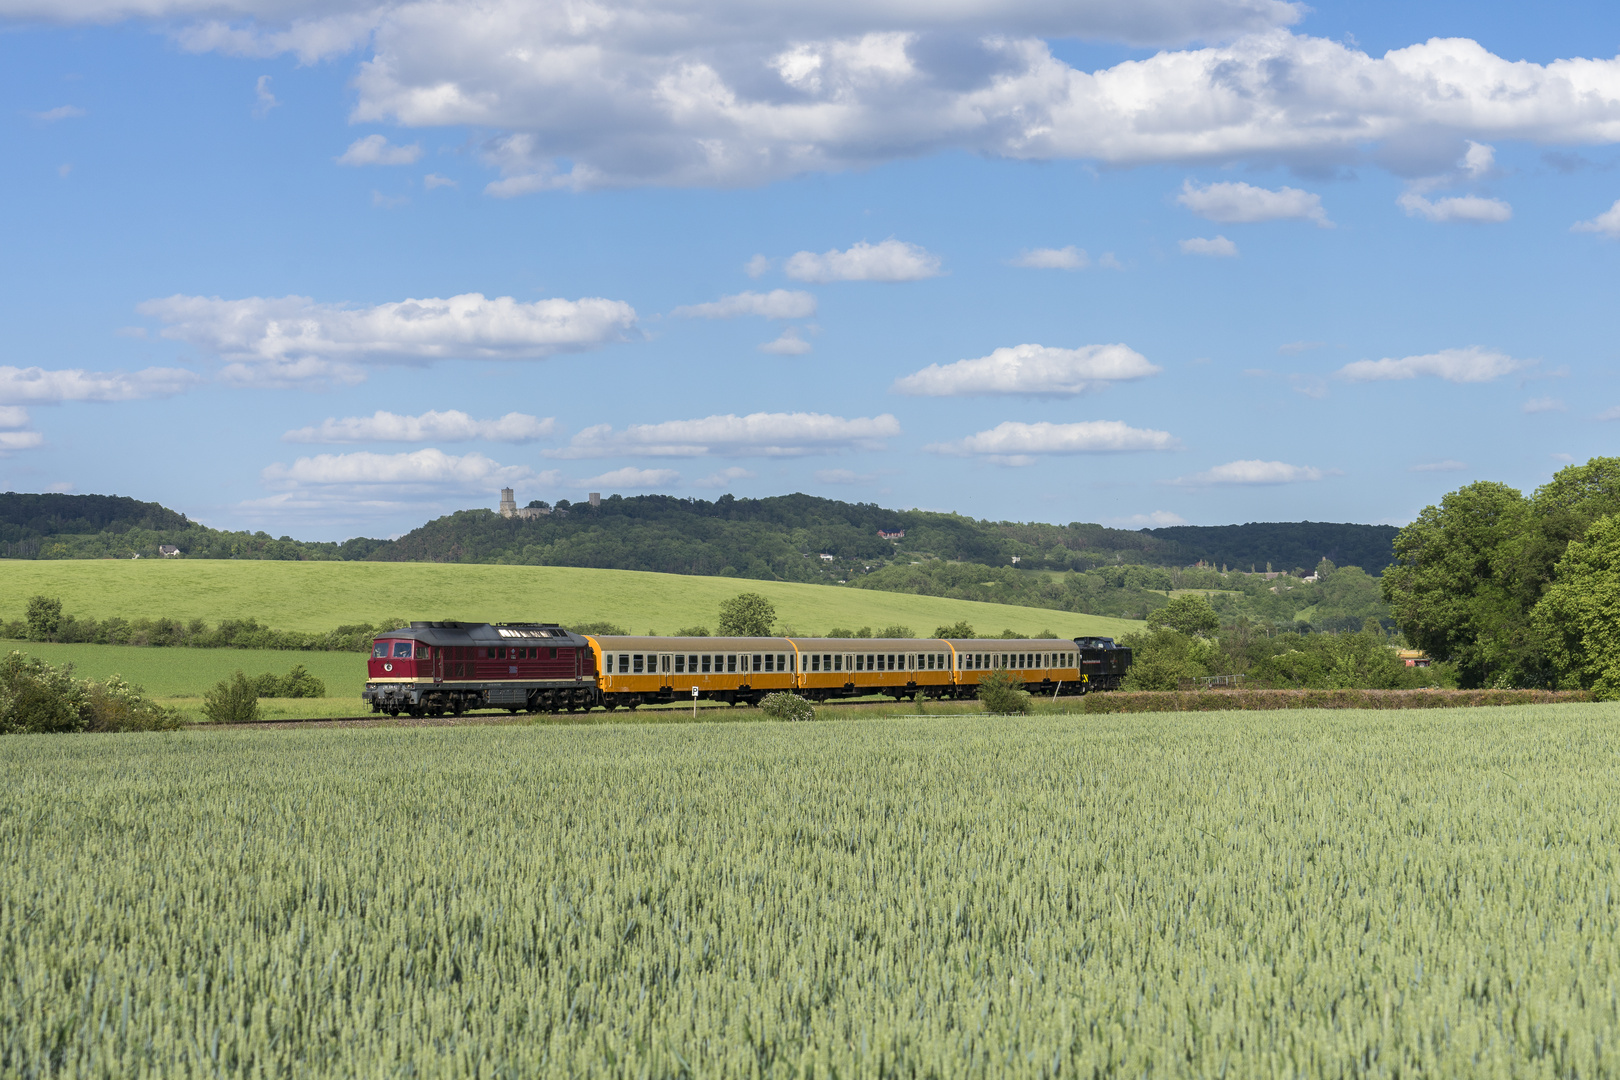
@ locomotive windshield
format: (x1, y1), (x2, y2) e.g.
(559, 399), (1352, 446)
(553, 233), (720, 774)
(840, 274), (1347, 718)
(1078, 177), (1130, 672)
(372, 642), (388, 658)
(392, 641), (414, 658)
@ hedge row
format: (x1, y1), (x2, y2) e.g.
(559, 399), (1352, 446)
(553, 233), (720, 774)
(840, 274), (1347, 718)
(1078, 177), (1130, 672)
(1078, 688), (1594, 713)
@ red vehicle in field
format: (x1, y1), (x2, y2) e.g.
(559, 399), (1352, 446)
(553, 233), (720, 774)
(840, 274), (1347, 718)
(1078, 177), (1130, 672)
(364, 621), (597, 717)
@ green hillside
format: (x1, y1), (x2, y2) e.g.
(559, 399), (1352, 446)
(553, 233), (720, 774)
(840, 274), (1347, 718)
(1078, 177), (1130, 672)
(0, 559), (1144, 640)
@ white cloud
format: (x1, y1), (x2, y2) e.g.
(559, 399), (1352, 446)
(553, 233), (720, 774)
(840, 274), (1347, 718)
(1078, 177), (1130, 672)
(338, 133), (424, 166)
(927, 420), (1178, 464)
(29, 9), (1620, 190)
(1010, 246), (1087, 269)
(423, 173), (457, 189)
(1572, 199), (1620, 239)
(671, 290), (816, 319)
(1460, 140), (1495, 178)
(893, 343), (1159, 397)
(814, 468), (878, 485)
(371, 189), (409, 208)
(0, 406), (30, 428)
(1397, 191), (1512, 223)
(253, 74), (278, 117)
(1522, 397), (1566, 414)
(0, 365), (200, 403)
(551, 411), (900, 458)
(1107, 510), (1189, 527)
(139, 292), (638, 386)
(1097, 252), (1125, 269)
(759, 327), (813, 355)
(30, 105), (85, 122)
(783, 240), (941, 282)
(1336, 346), (1525, 384)
(1170, 459), (1323, 485)
(1409, 459), (1467, 472)
(1176, 179), (1330, 226)
(1597, 406), (1620, 421)
(282, 409), (556, 444)
(1180, 235), (1238, 257)
(694, 466), (756, 488)
(744, 254), (772, 278)
(0, 431), (45, 452)
(575, 466), (680, 489)
(262, 448), (535, 490)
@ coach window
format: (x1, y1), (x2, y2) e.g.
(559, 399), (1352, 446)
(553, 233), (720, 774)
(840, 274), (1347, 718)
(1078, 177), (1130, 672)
(688, 654), (698, 672)
(699, 655), (710, 673)
(724, 655), (735, 673)
(633, 654), (644, 674)
(763, 654), (774, 673)
(749, 654), (759, 672)
(675, 655), (685, 674)
(925, 654), (934, 670)
(830, 654), (840, 672)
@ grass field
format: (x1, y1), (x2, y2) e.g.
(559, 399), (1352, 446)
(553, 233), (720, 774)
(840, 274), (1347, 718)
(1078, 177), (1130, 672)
(0, 559), (1142, 639)
(7, 641), (368, 701)
(5, 705), (1619, 1076)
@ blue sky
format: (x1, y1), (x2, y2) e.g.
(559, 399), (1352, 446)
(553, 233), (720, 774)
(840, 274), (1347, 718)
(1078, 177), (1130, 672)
(2, 0), (1619, 541)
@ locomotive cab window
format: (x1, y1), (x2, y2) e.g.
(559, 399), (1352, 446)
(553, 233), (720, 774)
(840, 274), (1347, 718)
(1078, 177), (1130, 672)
(392, 642), (413, 658)
(373, 642), (389, 658)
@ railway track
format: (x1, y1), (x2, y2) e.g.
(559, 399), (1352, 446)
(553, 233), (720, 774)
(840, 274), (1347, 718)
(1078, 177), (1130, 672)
(192, 692), (1079, 729)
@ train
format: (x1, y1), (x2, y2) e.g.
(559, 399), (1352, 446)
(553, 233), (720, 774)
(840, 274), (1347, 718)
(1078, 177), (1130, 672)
(364, 622), (1135, 717)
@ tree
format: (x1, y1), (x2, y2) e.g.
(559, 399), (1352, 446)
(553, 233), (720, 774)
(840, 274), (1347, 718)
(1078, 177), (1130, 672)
(877, 624), (912, 638)
(934, 620), (975, 639)
(717, 592), (776, 636)
(0, 651), (85, 733)
(1148, 594), (1219, 637)
(25, 595), (62, 642)
(1119, 628), (1218, 690)
(1381, 481), (1536, 687)
(1533, 514), (1620, 697)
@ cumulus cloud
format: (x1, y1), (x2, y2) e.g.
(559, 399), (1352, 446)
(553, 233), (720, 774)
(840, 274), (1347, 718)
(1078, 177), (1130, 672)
(1522, 397), (1566, 414)
(893, 343), (1159, 397)
(139, 292), (638, 385)
(0, 431), (45, 452)
(1107, 510), (1189, 527)
(0, 365), (200, 403)
(423, 172), (457, 189)
(0, 406), (30, 429)
(282, 409), (556, 444)
(576, 466), (680, 489)
(927, 420), (1178, 464)
(338, 133), (424, 166)
(551, 411), (900, 458)
(1410, 459), (1467, 472)
(1397, 191), (1512, 223)
(694, 466), (756, 488)
(1176, 179), (1330, 225)
(758, 327), (813, 355)
(1010, 246), (1088, 269)
(1336, 346), (1525, 384)
(1573, 199), (1620, 238)
(30, 105), (85, 122)
(262, 448), (535, 490)
(1170, 459), (1323, 485)
(783, 240), (941, 282)
(1180, 235), (1238, 257)
(814, 468), (878, 484)
(671, 290), (816, 319)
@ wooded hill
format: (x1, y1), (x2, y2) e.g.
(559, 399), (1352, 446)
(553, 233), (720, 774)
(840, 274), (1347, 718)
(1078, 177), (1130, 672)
(2, 491), (1394, 578)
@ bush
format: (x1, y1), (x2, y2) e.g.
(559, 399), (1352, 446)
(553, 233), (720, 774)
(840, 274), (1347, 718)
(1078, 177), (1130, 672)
(876, 624), (912, 639)
(0, 651), (86, 733)
(934, 620), (975, 639)
(203, 672), (262, 724)
(759, 692), (815, 722)
(246, 665), (327, 698)
(571, 621), (630, 636)
(977, 669), (1032, 715)
(673, 625), (711, 637)
(84, 676), (182, 732)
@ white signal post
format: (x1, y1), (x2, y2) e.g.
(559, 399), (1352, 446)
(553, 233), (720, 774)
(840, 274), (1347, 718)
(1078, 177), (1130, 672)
(691, 686), (699, 719)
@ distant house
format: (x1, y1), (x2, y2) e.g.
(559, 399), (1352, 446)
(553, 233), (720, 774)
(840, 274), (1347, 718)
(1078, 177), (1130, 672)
(878, 529), (905, 540)
(158, 545), (182, 558)
(818, 553), (835, 561)
(1397, 650), (1431, 668)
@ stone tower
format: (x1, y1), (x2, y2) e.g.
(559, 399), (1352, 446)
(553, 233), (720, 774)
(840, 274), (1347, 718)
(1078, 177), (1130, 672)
(499, 487), (517, 518)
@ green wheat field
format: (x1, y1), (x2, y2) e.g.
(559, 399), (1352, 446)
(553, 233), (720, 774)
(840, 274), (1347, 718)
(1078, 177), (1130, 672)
(5, 705), (1619, 1076)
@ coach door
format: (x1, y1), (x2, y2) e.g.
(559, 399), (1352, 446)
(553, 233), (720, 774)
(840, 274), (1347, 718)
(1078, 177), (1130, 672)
(659, 654), (673, 686)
